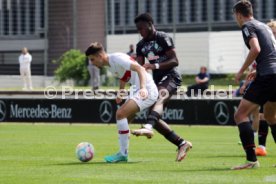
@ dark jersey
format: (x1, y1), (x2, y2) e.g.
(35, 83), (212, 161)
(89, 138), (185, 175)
(197, 72), (210, 87)
(136, 31), (181, 84)
(242, 19), (276, 76)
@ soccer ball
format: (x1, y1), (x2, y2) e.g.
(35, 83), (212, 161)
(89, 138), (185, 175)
(75, 142), (94, 162)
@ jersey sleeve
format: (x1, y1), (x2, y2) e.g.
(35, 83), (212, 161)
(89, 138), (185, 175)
(158, 32), (175, 51)
(136, 42), (143, 57)
(116, 54), (132, 70)
(242, 23), (257, 46)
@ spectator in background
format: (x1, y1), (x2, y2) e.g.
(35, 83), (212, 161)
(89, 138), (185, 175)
(126, 44), (136, 59)
(86, 57), (100, 90)
(186, 66), (210, 96)
(19, 47), (33, 91)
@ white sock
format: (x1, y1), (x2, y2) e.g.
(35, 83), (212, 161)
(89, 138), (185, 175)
(143, 124), (153, 130)
(117, 118), (129, 156)
(258, 145), (266, 150)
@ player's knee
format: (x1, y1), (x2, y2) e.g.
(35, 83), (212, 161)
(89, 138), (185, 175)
(263, 113), (276, 124)
(116, 109), (126, 120)
(234, 111), (244, 124)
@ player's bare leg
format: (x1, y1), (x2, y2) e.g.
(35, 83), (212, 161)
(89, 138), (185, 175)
(105, 99), (139, 163)
(132, 87), (170, 138)
(256, 112), (268, 156)
(251, 107), (260, 133)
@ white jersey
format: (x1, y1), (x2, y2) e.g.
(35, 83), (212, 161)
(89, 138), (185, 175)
(108, 53), (155, 89)
(108, 53), (158, 111)
(19, 53), (32, 69)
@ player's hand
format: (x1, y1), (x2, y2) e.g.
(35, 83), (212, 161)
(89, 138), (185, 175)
(143, 63), (155, 70)
(235, 72), (243, 84)
(239, 85), (246, 95)
(247, 70), (257, 81)
(139, 88), (148, 100)
(115, 97), (122, 104)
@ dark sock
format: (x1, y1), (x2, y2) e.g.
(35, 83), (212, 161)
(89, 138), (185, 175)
(270, 124), (276, 143)
(164, 131), (184, 148)
(153, 120), (185, 148)
(258, 120), (268, 146)
(147, 111), (160, 127)
(238, 122), (257, 162)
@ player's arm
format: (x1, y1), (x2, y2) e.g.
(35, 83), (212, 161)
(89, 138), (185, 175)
(116, 80), (127, 104)
(247, 70), (257, 81)
(119, 80), (126, 90)
(239, 72), (252, 94)
(136, 55), (145, 66)
(130, 62), (148, 99)
(235, 37), (260, 83)
(136, 44), (145, 66)
(143, 49), (178, 70)
(158, 49), (179, 69)
(239, 80), (251, 94)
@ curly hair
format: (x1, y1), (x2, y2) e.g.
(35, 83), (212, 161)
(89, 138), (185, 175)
(134, 13), (154, 24)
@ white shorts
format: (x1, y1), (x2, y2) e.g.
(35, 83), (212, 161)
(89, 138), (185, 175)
(129, 84), (158, 111)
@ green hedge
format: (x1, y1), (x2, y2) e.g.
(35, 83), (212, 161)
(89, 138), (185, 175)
(54, 49), (89, 86)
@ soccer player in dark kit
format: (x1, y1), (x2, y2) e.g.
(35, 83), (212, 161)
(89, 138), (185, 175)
(232, 0), (276, 170)
(131, 13), (192, 162)
(255, 20), (276, 157)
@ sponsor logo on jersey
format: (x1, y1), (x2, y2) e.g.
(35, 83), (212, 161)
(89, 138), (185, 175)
(147, 51), (159, 61)
(243, 27), (250, 37)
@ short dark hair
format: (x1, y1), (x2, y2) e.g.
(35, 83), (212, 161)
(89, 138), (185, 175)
(85, 42), (104, 56)
(233, 0), (253, 17)
(134, 13), (154, 24)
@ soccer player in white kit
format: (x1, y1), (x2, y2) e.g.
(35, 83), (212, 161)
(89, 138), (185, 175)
(85, 42), (158, 163)
(19, 47), (33, 90)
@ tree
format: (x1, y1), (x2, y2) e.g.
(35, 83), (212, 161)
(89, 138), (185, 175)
(54, 49), (89, 85)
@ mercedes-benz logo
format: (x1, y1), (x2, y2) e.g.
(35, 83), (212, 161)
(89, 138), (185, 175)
(0, 100), (6, 122)
(99, 101), (113, 123)
(214, 102), (229, 125)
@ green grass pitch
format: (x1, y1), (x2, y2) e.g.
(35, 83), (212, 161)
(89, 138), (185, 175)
(0, 123), (276, 184)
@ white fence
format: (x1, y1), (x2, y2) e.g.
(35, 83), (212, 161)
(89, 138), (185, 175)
(107, 31), (247, 74)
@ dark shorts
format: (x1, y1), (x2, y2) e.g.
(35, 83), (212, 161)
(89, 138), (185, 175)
(243, 74), (276, 106)
(156, 74), (181, 96)
(259, 105), (264, 113)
